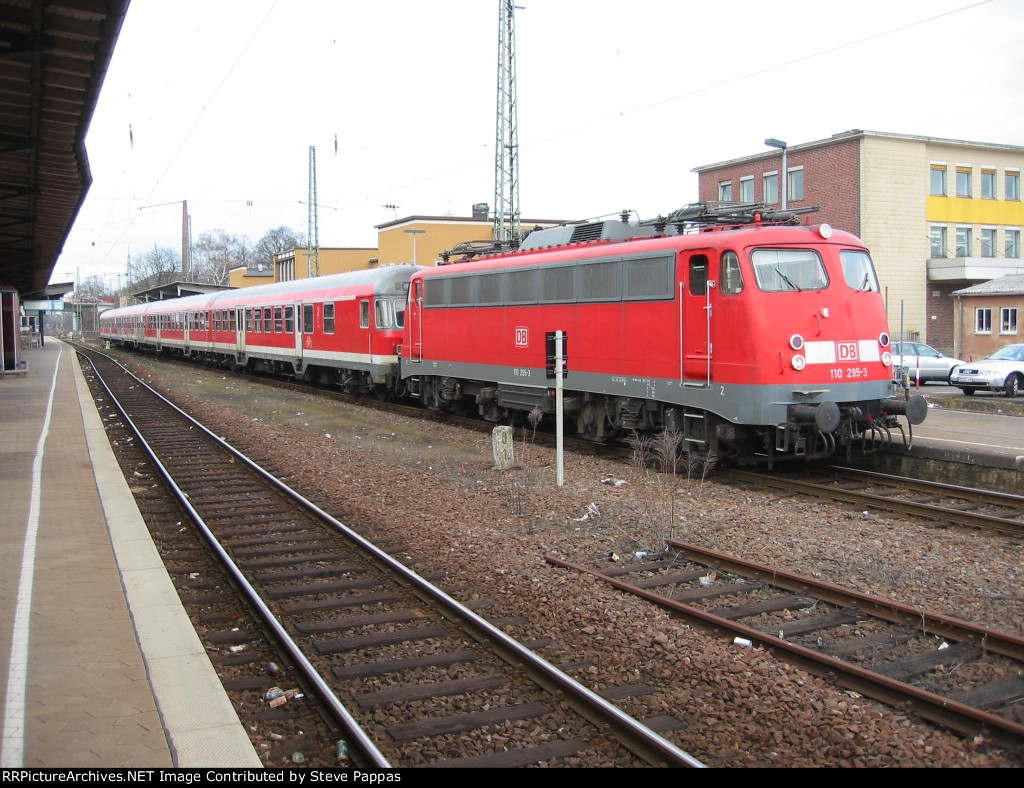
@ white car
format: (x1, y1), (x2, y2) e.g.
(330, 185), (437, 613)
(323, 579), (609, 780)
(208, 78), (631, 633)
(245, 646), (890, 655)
(892, 342), (964, 384)
(949, 344), (1024, 397)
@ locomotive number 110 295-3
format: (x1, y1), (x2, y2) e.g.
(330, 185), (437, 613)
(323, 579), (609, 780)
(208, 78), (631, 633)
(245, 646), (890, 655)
(830, 367), (870, 380)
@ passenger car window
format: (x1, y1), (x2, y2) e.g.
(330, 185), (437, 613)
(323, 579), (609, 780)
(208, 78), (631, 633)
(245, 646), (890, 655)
(375, 299), (392, 329)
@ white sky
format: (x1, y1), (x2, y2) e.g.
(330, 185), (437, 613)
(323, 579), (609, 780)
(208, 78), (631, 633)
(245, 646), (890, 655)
(55, 0), (1024, 287)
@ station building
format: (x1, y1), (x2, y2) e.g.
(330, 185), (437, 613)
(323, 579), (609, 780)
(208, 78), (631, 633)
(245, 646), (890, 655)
(693, 130), (1024, 359)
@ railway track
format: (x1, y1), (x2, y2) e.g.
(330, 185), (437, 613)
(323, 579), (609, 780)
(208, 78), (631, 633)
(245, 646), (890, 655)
(547, 541), (1024, 750)
(720, 467), (1024, 536)
(76, 344), (704, 768)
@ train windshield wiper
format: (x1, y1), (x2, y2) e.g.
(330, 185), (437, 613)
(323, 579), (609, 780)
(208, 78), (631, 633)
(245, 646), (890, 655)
(774, 267), (802, 291)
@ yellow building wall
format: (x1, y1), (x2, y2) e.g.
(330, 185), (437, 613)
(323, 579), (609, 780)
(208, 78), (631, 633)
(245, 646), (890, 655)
(377, 218), (496, 267)
(859, 136), (930, 339)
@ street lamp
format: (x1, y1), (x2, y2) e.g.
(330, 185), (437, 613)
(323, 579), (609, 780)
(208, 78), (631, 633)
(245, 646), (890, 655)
(764, 138), (788, 210)
(404, 229), (425, 265)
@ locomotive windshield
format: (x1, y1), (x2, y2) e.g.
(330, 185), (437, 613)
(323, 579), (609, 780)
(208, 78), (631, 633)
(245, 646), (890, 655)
(839, 250), (880, 292)
(750, 249), (828, 292)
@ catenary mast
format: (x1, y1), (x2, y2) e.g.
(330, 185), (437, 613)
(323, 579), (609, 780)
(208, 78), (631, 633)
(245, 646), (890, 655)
(493, 1), (520, 245)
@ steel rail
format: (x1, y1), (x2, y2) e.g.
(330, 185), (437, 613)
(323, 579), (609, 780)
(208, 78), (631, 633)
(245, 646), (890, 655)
(80, 346), (705, 769)
(722, 468), (1024, 535)
(823, 465), (1024, 507)
(663, 539), (1024, 662)
(81, 350), (393, 768)
(545, 552), (1024, 749)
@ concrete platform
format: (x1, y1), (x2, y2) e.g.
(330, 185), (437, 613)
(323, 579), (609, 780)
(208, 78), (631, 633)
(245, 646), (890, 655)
(0, 340), (260, 768)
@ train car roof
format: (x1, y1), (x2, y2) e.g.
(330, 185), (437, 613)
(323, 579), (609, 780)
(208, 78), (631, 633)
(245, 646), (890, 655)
(103, 265), (424, 318)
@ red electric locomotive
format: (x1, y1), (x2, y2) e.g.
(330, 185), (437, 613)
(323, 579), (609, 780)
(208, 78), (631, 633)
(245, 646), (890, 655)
(100, 265), (422, 396)
(399, 203), (925, 464)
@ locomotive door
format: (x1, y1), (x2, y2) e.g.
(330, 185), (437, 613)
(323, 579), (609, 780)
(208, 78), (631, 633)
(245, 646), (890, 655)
(681, 252), (714, 385)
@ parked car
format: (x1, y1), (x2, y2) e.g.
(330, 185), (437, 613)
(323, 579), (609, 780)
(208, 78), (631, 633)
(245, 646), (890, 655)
(948, 344), (1024, 397)
(891, 342), (964, 384)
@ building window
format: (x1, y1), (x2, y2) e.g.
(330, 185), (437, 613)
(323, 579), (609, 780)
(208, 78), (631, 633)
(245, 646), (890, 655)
(718, 181), (733, 201)
(1006, 229), (1021, 258)
(1001, 307), (1018, 335)
(1007, 171), (1021, 201)
(980, 228), (997, 258)
(976, 307), (992, 334)
(956, 167), (972, 198)
(739, 176), (754, 203)
(981, 169), (997, 199)
(956, 227), (972, 257)
(930, 226), (947, 258)
(763, 172), (779, 204)
(788, 167), (804, 201)
(930, 165), (947, 196)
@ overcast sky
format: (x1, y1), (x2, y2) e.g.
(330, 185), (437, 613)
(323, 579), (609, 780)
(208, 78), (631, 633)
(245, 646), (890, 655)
(55, 0), (1024, 287)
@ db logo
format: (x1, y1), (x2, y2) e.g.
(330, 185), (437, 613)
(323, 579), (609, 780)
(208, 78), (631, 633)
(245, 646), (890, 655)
(837, 342), (858, 361)
(515, 326), (529, 347)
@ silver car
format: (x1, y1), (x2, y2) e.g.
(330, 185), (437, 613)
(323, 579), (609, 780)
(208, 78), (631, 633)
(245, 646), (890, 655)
(892, 341), (964, 384)
(949, 344), (1024, 397)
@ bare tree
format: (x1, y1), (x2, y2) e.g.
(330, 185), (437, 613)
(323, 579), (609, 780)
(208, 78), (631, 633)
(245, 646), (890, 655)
(192, 229), (251, 285)
(74, 275), (112, 301)
(131, 244), (180, 287)
(252, 225), (304, 272)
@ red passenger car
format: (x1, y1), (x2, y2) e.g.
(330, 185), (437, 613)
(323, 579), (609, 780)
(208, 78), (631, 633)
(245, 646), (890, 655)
(101, 265), (421, 396)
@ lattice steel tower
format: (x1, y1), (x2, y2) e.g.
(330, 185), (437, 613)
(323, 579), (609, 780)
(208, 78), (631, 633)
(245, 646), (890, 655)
(493, 0), (520, 245)
(307, 145), (320, 278)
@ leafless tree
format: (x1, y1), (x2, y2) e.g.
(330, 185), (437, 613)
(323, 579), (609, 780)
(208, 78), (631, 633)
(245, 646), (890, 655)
(131, 244), (180, 287)
(74, 275), (112, 300)
(192, 229), (251, 285)
(252, 225), (305, 272)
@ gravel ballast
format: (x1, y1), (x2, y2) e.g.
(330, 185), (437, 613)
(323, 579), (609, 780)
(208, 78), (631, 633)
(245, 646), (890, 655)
(110, 352), (1023, 768)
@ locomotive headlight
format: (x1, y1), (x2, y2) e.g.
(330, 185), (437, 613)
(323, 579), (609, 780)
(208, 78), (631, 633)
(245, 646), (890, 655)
(818, 224), (833, 239)
(791, 354), (806, 371)
(882, 351), (892, 367)
(789, 334), (804, 351)
(879, 332), (890, 347)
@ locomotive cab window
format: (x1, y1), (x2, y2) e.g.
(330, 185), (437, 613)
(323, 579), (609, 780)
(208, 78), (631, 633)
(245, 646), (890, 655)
(839, 250), (880, 292)
(750, 249), (828, 292)
(721, 251), (743, 294)
(393, 299), (406, 328)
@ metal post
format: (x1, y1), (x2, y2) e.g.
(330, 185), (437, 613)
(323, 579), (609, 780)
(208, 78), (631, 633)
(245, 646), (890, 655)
(556, 330), (564, 487)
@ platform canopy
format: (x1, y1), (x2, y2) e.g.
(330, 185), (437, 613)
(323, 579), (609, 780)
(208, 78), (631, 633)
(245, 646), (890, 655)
(0, 0), (130, 297)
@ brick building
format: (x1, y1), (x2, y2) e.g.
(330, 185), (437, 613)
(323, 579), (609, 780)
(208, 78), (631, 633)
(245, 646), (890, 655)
(951, 274), (1024, 361)
(693, 130), (1024, 357)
